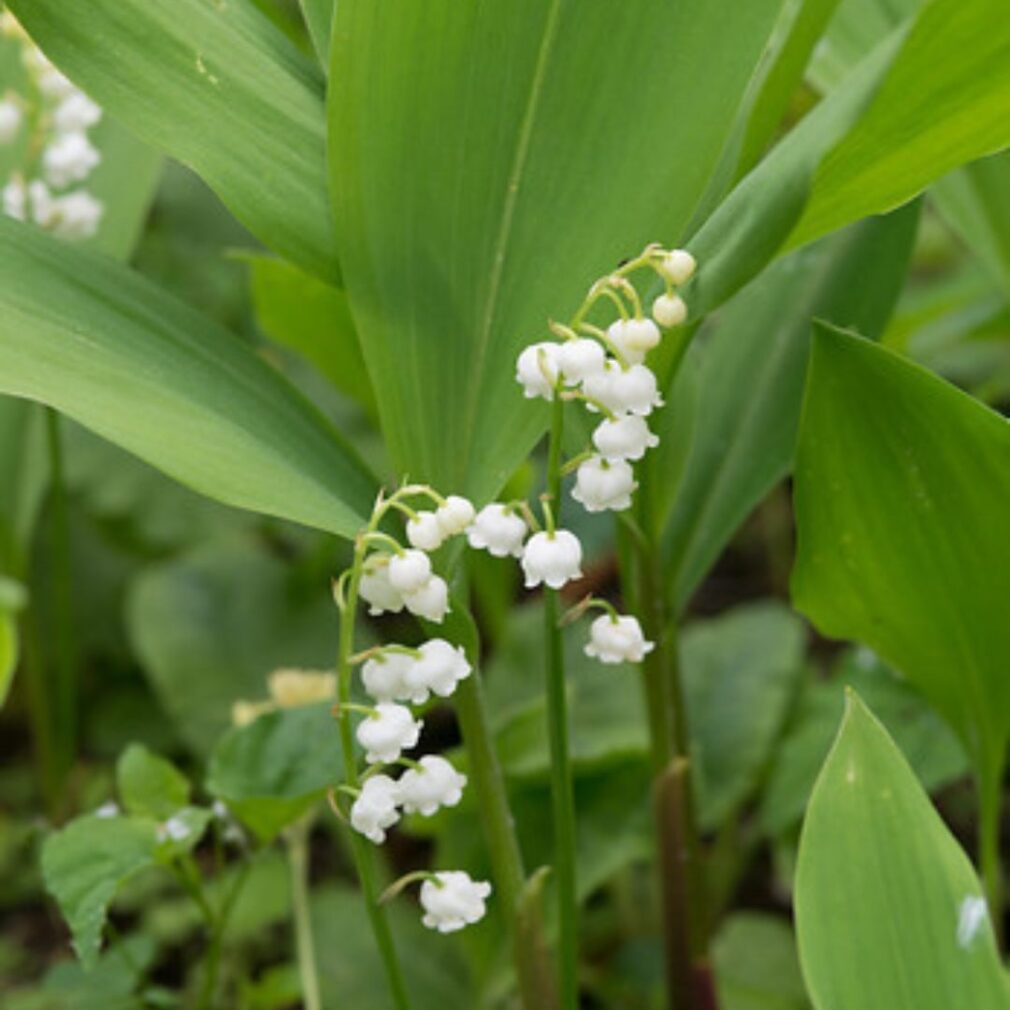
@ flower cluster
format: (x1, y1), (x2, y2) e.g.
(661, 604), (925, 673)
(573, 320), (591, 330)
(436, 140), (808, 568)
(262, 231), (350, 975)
(0, 12), (104, 240)
(335, 486), (491, 934)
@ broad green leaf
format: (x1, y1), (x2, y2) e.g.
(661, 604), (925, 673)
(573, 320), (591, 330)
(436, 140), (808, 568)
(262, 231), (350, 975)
(41, 814), (159, 968)
(9, 0), (338, 280)
(207, 703), (342, 843)
(328, 0), (786, 498)
(299, 0), (334, 65)
(35, 934), (156, 1010)
(682, 602), (806, 832)
(116, 744), (190, 820)
(248, 255), (376, 417)
(714, 913), (810, 1010)
(792, 325), (1010, 779)
(127, 540), (339, 755)
(665, 205), (918, 609)
(790, 0), (1010, 247)
(0, 397), (47, 573)
(0, 219), (374, 540)
(795, 694), (1009, 1010)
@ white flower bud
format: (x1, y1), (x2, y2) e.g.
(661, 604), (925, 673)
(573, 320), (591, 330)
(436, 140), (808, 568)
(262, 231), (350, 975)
(2, 179), (26, 221)
(420, 871), (492, 933)
(435, 495), (476, 537)
(571, 456), (637, 513)
(361, 651), (417, 703)
(607, 318), (660, 364)
(584, 614), (654, 664)
(0, 98), (22, 144)
(53, 92), (102, 134)
(515, 342), (561, 400)
(659, 249), (697, 286)
(466, 503), (527, 558)
(399, 756), (467, 816)
(403, 574), (450, 623)
(403, 639), (471, 703)
(42, 131), (100, 187)
(557, 338), (606, 382)
(387, 549), (433, 594)
(592, 415), (659, 462)
(350, 774), (402, 844)
(51, 190), (103, 240)
(406, 511), (445, 551)
(520, 530), (583, 590)
(358, 559), (405, 616)
(653, 293), (687, 329)
(584, 361), (663, 416)
(356, 703), (422, 764)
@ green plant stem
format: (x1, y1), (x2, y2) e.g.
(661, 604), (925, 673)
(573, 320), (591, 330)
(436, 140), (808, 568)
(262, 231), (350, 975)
(288, 822), (322, 1010)
(977, 764), (1004, 945)
(544, 392), (579, 1010)
(336, 538), (411, 1010)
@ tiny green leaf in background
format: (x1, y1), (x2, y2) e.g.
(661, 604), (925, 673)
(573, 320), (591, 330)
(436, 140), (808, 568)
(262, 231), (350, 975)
(116, 744), (190, 820)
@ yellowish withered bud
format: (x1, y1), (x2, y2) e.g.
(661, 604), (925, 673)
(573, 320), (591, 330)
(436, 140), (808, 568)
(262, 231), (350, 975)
(231, 699), (274, 727)
(267, 668), (337, 708)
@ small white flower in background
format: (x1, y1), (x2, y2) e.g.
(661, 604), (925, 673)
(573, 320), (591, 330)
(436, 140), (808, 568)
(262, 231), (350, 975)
(350, 774), (402, 844)
(387, 548), (433, 594)
(583, 361), (663, 417)
(404, 639), (471, 703)
(356, 703), (423, 764)
(358, 559), (405, 616)
(592, 414), (659, 462)
(37, 66), (77, 101)
(399, 755), (466, 816)
(160, 814), (192, 843)
(515, 341), (560, 399)
(658, 248), (697, 286)
(52, 91), (102, 134)
(435, 495), (475, 537)
(557, 337), (606, 382)
(212, 800), (230, 821)
(521, 530), (583, 590)
(28, 180), (55, 227)
(652, 293), (687, 329)
(406, 511), (444, 551)
(466, 503), (527, 558)
(94, 801), (120, 819)
(50, 190), (104, 240)
(361, 651), (417, 703)
(420, 871), (492, 933)
(403, 573), (450, 623)
(571, 456), (637, 513)
(267, 668), (336, 708)
(42, 130), (100, 187)
(0, 97), (22, 145)
(606, 318), (661, 364)
(584, 614), (654, 664)
(2, 178), (26, 220)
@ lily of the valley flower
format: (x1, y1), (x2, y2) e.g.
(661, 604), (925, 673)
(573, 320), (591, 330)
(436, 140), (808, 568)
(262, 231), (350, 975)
(350, 775), (402, 844)
(358, 558), (405, 616)
(652, 293), (687, 329)
(466, 503), (527, 558)
(521, 529), (583, 590)
(571, 456), (637, 513)
(584, 614), (654, 664)
(403, 574), (450, 622)
(387, 548), (433, 594)
(516, 341), (561, 399)
(398, 755), (467, 816)
(420, 871), (492, 934)
(42, 131), (100, 187)
(356, 703), (423, 764)
(0, 97), (22, 144)
(406, 510), (444, 551)
(658, 248), (697, 286)
(403, 639), (472, 703)
(583, 361), (663, 417)
(592, 414), (659, 462)
(606, 317), (661, 364)
(435, 495), (476, 537)
(557, 337), (606, 382)
(361, 651), (417, 703)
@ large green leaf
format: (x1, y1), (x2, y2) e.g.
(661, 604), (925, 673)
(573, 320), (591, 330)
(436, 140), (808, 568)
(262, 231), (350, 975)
(792, 324), (1010, 779)
(9, 0), (337, 280)
(116, 744), (191, 820)
(328, 0), (786, 499)
(0, 219), (374, 540)
(665, 204), (918, 609)
(795, 695), (1009, 1010)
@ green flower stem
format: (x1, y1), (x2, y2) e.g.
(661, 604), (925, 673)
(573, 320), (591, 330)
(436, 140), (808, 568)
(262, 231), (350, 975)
(336, 536), (411, 1010)
(544, 391), (579, 1010)
(287, 821), (322, 1010)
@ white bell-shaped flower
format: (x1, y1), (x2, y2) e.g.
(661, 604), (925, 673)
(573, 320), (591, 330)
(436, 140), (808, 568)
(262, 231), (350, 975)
(466, 503), (527, 558)
(584, 361), (663, 417)
(571, 456), (637, 513)
(356, 703), (422, 764)
(515, 342), (561, 400)
(557, 338), (606, 382)
(403, 574), (450, 623)
(436, 495), (476, 537)
(0, 98), (22, 144)
(37, 67), (77, 101)
(420, 871), (492, 933)
(42, 131), (100, 187)
(653, 293), (687, 329)
(398, 755), (467, 816)
(403, 639), (471, 703)
(28, 180), (55, 227)
(584, 614), (654, 664)
(2, 179), (26, 221)
(607, 318), (661, 364)
(358, 560), (405, 616)
(659, 249), (697, 286)
(592, 415), (659, 462)
(361, 651), (417, 703)
(51, 190), (103, 240)
(387, 549), (433, 594)
(521, 530), (583, 590)
(350, 774), (402, 844)
(406, 511), (445, 551)
(53, 92), (102, 134)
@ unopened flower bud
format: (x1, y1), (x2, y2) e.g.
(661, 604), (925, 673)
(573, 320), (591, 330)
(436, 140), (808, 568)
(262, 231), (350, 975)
(652, 293), (687, 328)
(659, 249), (696, 286)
